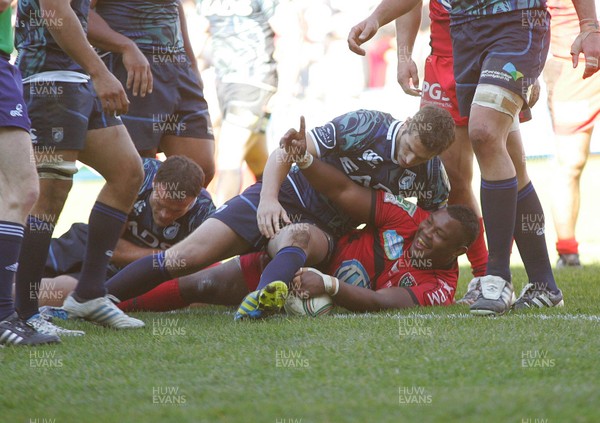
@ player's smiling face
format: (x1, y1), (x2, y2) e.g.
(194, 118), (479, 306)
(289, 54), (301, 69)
(409, 209), (466, 268)
(395, 122), (435, 168)
(149, 185), (195, 227)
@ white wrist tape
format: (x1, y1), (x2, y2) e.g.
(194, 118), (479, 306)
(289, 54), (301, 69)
(304, 267), (339, 296)
(296, 151), (314, 169)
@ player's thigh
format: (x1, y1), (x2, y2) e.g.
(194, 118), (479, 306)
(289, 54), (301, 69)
(166, 217), (252, 274)
(160, 134), (215, 184)
(79, 124), (143, 187)
(267, 223), (332, 265)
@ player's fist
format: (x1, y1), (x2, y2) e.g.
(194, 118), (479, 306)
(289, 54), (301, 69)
(92, 70), (130, 116)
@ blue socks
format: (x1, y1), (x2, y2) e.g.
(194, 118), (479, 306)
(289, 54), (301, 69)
(481, 177), (518, 282)
(0, 222), (24, 321)
(15, 216), (54, 320)
(257, 246), (307, 290)
(75, 202), (128, 300)
(514, 183), (558, 293)
(105, 252), (173, 301)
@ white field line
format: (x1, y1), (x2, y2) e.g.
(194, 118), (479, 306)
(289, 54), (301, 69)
(331, 312), (600, 322)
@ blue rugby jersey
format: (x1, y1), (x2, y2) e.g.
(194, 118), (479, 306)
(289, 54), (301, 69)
(283, 109), (450, 237)
(124, 158), (216, 250)
(15, 0), (89, 77)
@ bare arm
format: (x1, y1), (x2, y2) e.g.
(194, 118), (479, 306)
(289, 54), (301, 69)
(395, 1), (422, 96)
(87, 7), (153, 97)
(111, 238), (159, 268)
(294, 268), (417, 312)
(40, 0), (129, 114)
(257, 116), (317, 238)
(347, 0), (422, 56)
(178, 0), (199, 75)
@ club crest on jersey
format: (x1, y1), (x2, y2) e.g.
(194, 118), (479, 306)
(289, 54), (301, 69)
(163, 223), (180, 240)
(399, 273), (416, 287)
(334, 259), (370, 289)
(398, 169), (417, 189)
(383, 193), (417, 216)
(311, 123), (336, 150)
(52, 127), (64, 143)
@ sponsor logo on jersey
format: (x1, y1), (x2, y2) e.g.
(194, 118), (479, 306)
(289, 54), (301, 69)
(383, 192), (417, 216)
(383, 230), (404, 260)
(502, 62), (524, 81)
(163, 223), (180, 240)
(5, 262), (19, 272)
(311, 123), (336, 150)
(334, 259), (370, 289)
(425, 280), (454, 305)
(422, 81), (450, 102)
(9, 104), (23, 117)
(359, 149), (384, 168)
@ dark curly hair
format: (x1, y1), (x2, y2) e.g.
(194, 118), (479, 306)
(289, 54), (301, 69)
(408, 106), (455, 155)
(446, 205), (480, 248)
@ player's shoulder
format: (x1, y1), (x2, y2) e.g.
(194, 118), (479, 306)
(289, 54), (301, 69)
(380, 192), (418, 217)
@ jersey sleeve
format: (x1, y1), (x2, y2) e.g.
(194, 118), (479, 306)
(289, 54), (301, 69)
(140, 158), (160, 196)
(308, 110), (383, 159)
(416, 157), (450, 211)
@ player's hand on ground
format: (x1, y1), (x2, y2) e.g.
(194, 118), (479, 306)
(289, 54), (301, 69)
(292, 268), (327, 297)
(279, 116), (307, 162)
(571, 30), (600, 79)
(93, 70), (130, 115)
(527, 79), (540, 108)
(348, 17), (379, 56)
(257, 198), (291, 238)
(397, 58), (421, 96)
(122, 43), (153, 97)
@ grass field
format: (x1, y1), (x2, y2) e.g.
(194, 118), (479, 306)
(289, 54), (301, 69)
(2, 158), (598, 422)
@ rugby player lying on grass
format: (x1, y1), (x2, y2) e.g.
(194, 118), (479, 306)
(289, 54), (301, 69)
(99, 146), (479, 312)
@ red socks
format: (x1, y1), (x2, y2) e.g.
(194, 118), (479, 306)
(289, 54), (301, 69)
(467, 217), (488, 277)
(117, 278), (190, 312)
(556, 238), (579, 255)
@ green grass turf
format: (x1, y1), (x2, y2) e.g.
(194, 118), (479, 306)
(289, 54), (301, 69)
(1, 265), (599, 423)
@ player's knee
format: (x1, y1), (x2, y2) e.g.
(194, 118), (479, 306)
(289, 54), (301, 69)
(271, 224), (311, 254)
(469, 124), (502, 156)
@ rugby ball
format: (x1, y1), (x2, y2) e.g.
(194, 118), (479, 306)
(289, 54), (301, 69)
(284, 293), (334, 317)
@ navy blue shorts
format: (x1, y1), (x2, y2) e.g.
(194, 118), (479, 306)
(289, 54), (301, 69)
(24, 80), (122, 150)
(104, 52), (214, 151)
(0, 54), (30, 132)
(451, 10), (550, 117)
(210, 182), (335, 251)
